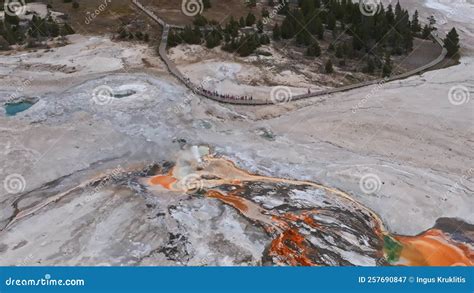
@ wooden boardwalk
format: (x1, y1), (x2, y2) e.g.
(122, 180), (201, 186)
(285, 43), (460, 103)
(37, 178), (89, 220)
(132, 0), (448, 105)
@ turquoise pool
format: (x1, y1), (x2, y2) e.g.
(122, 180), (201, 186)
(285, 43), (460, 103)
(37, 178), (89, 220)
(5, 101), (34, 116)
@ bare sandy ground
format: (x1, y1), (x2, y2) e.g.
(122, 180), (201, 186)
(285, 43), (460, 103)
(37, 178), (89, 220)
(0, 34), (166, 99)
(168, 44), (331, 100)
(0, 0), (472, 265)
(168, 42), (373, 101)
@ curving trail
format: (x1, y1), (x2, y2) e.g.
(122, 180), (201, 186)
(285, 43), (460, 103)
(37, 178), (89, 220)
(131, 0), (448, 105)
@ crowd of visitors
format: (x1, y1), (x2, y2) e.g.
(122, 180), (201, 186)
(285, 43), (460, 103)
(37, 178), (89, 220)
(199, 87), (254, 101)
(182, 77), (254, 101)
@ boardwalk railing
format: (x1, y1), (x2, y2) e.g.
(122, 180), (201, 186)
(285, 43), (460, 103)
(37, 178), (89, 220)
(132, 0), (184, 29)
(132, 0), (448, 105)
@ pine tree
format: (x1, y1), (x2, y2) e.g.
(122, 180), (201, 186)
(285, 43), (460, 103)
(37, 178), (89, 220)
(309, 16), (324, 40)
(49, 21), (60, 37)
(411, 10), (421, 34)
(272, 24), (281, 40)
(4, 12), (20, 26)
(306, 40), (321, 57)
(246, 12), (256, 27)
(386, 4), (395, 25)
(395, 1), (402, 21)
(0, 36), (10, 51)
(342, 41), (352, 57)
(278, 0), (289, 15)
(192, 26), (202, 43)
(301, 0), (315, 16)
(226, 16), (239, 38)
(237, 38), (250, 56)
(382, 53), (392, 77)
(257, 20), (264, 33)
(260, 34), (270, 45)
(239, 16), (245, 27)
(180, 25), (202, 44)
(428, 15), (436, 28)
(403, 30), (413, 52)
(335, 44), (344, 58)
(326, 12), (336, 30)
(280, 17), (294, 39)
(2, 17), (21, 44)
(64, 23), (75, 35)
(118, 27), (127, 39)
(205, 31), (221, 48)
(325, 59), (334, 73)
(366, 57), (375, 74)
(203, 0), (211, 9)
(444, 27), (460, 58)
(167, 30), (180, 47)
(291, 9), (305, 32)
(296, 30), (311, 46)
(193, 15), (208, 26)
(237, 33), (261, 57)
(421, 24), (431, 39)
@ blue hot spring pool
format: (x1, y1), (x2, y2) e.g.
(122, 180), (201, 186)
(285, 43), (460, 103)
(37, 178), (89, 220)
(4, 101), (34, 116)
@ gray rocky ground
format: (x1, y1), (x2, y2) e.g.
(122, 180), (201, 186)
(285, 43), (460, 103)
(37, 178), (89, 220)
(0, 0), (472, 265)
